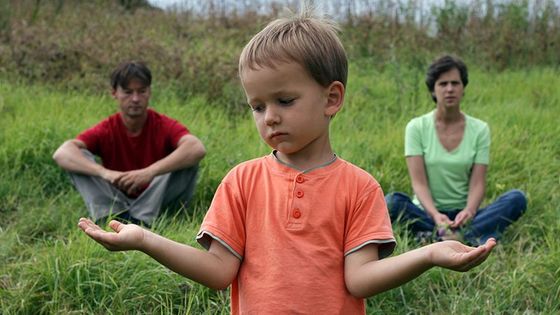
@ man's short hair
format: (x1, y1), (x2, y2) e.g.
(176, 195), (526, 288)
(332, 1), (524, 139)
(425, 55), (468, 102)
(238, 7), (348, 88)
(110, 61), (152, 90)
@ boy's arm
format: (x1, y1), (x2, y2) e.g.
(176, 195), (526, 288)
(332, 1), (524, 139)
(78, 218), (240, 290)
(344, 239), (496, 298)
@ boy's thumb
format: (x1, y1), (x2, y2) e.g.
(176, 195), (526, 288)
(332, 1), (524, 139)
(109, 220), (123, 232)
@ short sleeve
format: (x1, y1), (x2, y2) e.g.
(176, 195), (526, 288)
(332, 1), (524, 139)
(155, 110), (190, 150)
(167, 120), (189, 148)
(474, 123), (490, 165)
(344, 183), (396, 259)
(197, 172), (246, 260)
(76, 120), (108, 155)
(405, 118), (423, 156)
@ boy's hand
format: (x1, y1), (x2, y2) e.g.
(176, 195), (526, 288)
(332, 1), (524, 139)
(428, 238), (496, 272)
(78, 218), (146, 251)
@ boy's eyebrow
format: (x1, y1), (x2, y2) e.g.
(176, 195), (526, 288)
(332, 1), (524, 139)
(246, 90), (297, 104)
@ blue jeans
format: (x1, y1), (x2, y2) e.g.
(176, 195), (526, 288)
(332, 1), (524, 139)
(385, 190), (527, 245)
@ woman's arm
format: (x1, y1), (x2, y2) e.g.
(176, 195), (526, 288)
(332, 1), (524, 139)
(406, 156), (452, 226)
(452, 164), (487, 228)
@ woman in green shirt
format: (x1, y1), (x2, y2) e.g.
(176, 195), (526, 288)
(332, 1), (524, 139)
(385, 55), (527, 245)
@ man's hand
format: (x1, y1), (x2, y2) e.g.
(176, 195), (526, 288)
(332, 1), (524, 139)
(100, 169), (125, 185)
(78, 218), (146, 251)
(451, 209), (476, 228)
(428, 238), (496, 272)
(114, 168), (156, 195)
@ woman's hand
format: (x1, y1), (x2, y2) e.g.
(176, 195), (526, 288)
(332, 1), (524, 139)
(433, 212), (453, 226)
(451, 209), (476, 228)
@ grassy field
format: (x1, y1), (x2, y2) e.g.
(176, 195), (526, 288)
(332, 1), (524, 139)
(0, 64), (559, 314)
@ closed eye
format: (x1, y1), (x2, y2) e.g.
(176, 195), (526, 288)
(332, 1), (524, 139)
(278, 98), (294, 106)
(250, 104), (265, 113)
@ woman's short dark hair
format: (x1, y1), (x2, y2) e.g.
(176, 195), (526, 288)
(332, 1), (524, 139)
(110, 61), (152, 90)
(425, 55), (468, 102)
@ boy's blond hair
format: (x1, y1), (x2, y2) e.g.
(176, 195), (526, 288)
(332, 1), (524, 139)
(239, 4), (348, 87)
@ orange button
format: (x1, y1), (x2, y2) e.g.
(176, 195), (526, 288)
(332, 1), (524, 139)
(293, 209), (301, 218)
(296, 191), (304, 198)
(296, 175), (304, 183)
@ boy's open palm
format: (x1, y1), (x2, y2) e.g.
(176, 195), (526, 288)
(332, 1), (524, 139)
(430, 238), (496, 272)
(78, 218), (145, 251)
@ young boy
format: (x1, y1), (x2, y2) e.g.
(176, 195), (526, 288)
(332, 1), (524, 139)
(78, 8), (496, 314)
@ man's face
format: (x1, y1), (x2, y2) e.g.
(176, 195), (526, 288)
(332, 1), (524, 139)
(112, 79), (151, 119)
(433, 68), (464, 108)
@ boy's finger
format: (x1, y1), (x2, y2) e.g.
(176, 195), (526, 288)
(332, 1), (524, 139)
(461, 248), (492, 271)
(459, 239), (496, 271)
(85, 227), (118, 244)
(108, 220), (124, 232)
(78, 218), (98, 232)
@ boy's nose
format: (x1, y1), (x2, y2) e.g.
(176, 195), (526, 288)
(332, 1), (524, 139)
(265, 108), (280, 125)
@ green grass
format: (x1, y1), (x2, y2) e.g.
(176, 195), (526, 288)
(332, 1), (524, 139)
(1, 65), (559, 314)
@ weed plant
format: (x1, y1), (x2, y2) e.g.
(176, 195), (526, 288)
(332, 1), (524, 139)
(1, 0), (559, 313)
(1, 0), (559, 113)
(1, 64), (559, 313)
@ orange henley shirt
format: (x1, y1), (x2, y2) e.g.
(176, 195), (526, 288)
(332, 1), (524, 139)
(197, 154), (395, 314)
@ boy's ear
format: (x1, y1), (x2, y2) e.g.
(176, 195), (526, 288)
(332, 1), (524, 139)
(324, 81), (345, 117)
(111, 88), (117, 99)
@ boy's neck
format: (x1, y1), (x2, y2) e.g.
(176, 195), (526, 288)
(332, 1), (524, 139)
(273, 149), (337, 173)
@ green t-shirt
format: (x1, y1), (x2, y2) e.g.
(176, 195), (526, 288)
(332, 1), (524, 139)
(405, 110), (490, 211)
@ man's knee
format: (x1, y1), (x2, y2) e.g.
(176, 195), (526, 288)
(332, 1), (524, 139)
(79, 149), (97, 162)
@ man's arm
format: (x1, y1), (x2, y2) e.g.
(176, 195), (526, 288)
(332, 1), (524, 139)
(53, 139), (122, 183)
(149, 134), (206, 175)
(452, 164), (487, 228)
(406, 156), (452, 226)
(344, 239), (496, 298)
(78, 218), (240, 290)
(115, 134), (206, 194)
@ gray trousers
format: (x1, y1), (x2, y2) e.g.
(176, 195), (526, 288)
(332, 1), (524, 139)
(69, 150), (199, 225)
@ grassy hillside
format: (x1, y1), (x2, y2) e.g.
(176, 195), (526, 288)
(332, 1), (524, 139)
(1, 65), (559, 313)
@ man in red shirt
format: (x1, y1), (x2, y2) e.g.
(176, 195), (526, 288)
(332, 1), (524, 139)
(53, 61), (206, 227)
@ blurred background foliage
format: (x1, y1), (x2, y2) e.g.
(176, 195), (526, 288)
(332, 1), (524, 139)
(0, 0), (558, 114)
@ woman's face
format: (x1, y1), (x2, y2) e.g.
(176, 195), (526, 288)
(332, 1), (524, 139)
(433, 68), (464, 109)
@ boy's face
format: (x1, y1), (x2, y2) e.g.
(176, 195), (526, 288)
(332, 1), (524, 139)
(112, 79), (151, 119)
(241, 62), (343, 160)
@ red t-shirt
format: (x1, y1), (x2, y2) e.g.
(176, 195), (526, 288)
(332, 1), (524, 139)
(77, 108), (189, 172)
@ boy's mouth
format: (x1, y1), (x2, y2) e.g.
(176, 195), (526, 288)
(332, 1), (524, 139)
(270, 132), (287, 139)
